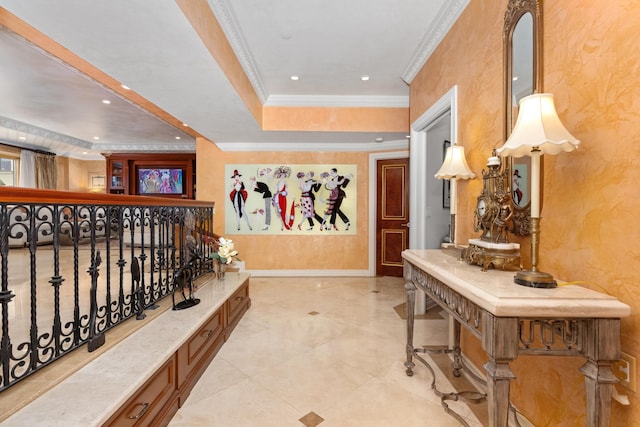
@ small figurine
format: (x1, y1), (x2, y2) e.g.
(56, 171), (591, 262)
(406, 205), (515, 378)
(491, 191), (513, 244)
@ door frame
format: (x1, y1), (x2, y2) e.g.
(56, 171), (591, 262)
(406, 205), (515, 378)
(368, 150), (409, 276)
(408, 85), (458, 317)
(409, 85), (458, 250)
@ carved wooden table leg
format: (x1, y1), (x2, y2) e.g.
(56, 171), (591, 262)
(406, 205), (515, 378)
(404, 279), (417, 376)
(579, 318), (620, 427)
(451, 320), (462, 377)
(482, 313), (518, 427)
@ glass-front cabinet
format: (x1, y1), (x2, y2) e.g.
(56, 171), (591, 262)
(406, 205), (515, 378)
(107, 158), (127, 194)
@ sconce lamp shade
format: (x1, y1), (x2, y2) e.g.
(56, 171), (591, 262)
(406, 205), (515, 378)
(434, 146), (476, 180)
(496, 93), (580, 158)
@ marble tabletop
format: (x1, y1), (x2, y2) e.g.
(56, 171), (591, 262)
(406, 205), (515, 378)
(2, 272), (250, 427)
(402, 249), (631, 318)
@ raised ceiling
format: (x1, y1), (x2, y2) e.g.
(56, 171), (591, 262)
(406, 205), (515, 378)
(0, 0), (469, 159)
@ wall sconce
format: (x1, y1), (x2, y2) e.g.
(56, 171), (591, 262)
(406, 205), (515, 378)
(497, 93), (580, 288)
(435, 145), (476, 244)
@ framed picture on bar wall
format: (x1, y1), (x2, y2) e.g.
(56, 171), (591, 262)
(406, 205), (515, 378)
(443, 140), (451, 209)
(224, 164), (357, 235)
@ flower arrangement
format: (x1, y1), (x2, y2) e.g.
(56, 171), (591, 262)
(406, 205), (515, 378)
(206, 236), (240, 265)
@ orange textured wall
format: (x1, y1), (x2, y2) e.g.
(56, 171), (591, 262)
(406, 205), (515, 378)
(263, 106), (409, 132)
(412, 0), (639, 425)
(196, 138), (382, 271)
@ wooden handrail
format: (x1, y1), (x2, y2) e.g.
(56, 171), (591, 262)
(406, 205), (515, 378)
(0, 187), (214, 208)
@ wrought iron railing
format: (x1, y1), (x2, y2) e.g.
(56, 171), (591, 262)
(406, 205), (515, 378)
(0, 188), (214, 392)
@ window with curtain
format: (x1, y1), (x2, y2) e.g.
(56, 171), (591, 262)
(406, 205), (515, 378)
(0, 145), (56, 189)
(0, 158), (17, 186)
(35, 152), (57, 189)
(0, 144), (21, 186)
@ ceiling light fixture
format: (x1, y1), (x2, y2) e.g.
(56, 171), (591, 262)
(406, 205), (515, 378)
(121, 84), (131, 90)
(375, 137), (384, 142)
(290, 75), (300, 81)
(175, 136), (181, 140)
(102, 99), (111, 104)
(361, 75), (370, 81)
(19, 136), (26, 140)
(93, 136), (100, 140)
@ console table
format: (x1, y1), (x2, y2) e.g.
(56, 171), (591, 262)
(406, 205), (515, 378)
(403, 249), (630, 427)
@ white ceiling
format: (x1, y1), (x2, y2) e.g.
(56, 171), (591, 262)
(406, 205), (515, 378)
(0, 0), (469, 159)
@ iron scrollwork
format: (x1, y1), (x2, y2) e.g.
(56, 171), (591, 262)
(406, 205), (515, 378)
(0, 195), (214, 392)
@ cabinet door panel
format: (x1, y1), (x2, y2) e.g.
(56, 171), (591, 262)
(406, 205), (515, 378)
(104, 357), (177, 426)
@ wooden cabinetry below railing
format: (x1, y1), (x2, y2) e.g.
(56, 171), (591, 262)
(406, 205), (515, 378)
(102, 277), (249, 427)
(103, 357), (179, 426)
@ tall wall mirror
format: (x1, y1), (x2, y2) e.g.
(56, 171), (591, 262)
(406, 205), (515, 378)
(503, 0), (542, 235)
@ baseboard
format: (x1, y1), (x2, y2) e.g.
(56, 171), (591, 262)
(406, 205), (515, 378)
(247, 269), (372, 277)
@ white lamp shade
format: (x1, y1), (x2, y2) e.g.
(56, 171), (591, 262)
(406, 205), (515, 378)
(496, 93), (580, 158)
(434, 145), (476, 180)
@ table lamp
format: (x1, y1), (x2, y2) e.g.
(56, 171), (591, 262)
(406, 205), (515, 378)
(496, 93), (580, 288)
(435, 145), (476, 244)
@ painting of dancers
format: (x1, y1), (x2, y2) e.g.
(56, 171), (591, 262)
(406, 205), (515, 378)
(224, 164), (357, 235)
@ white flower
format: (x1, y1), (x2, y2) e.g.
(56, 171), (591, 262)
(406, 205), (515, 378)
(215, 236), (239, 264)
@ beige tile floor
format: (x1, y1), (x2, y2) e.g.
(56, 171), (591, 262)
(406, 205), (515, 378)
(1, 245), (484, 425)
(169, 276), (484, 427)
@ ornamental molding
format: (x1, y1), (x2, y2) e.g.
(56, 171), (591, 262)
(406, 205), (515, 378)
(209, 0), (269, 104)
(0, 116), (195, 157)
(401, 0), (471, 84)
(0, 116), (92, 150)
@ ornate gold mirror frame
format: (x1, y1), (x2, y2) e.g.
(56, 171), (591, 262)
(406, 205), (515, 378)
(503, 0), (543, 236)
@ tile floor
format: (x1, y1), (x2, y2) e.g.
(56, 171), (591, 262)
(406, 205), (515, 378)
(168, 276), (483, 427)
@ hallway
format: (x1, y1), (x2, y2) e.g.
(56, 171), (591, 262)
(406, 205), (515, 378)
(169, 276), (482, 426)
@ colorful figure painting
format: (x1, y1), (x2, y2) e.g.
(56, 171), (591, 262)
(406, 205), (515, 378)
(224, 164), (357, 235)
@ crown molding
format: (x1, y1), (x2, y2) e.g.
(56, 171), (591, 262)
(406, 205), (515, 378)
(1, 116), (93, 149)
(208, 0), (269, 104)
(216, 139), (408, 152)
(209, 1), (415, 109)
(210, 0), (467, 103)
(96, 142), (196, 153)
(0, 116), (195, 157)
(401, 0), (470, 84)
(265, 95), (409, 108)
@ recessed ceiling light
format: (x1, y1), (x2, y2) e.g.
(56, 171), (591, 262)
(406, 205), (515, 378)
(175, 136), (181, 140)
(18, 136), (26, 140)
(361, 75), (370, 81)
(512, 76), (519, 81)
(375, 137), (384, 142)
(102, 99), (111, 104)
(290, 75), (300, 81)
(82, 151), (88, 155)
(182, 123), (189, 127)
(93, 136), (100, 140)
(405, 135), (411, 139)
